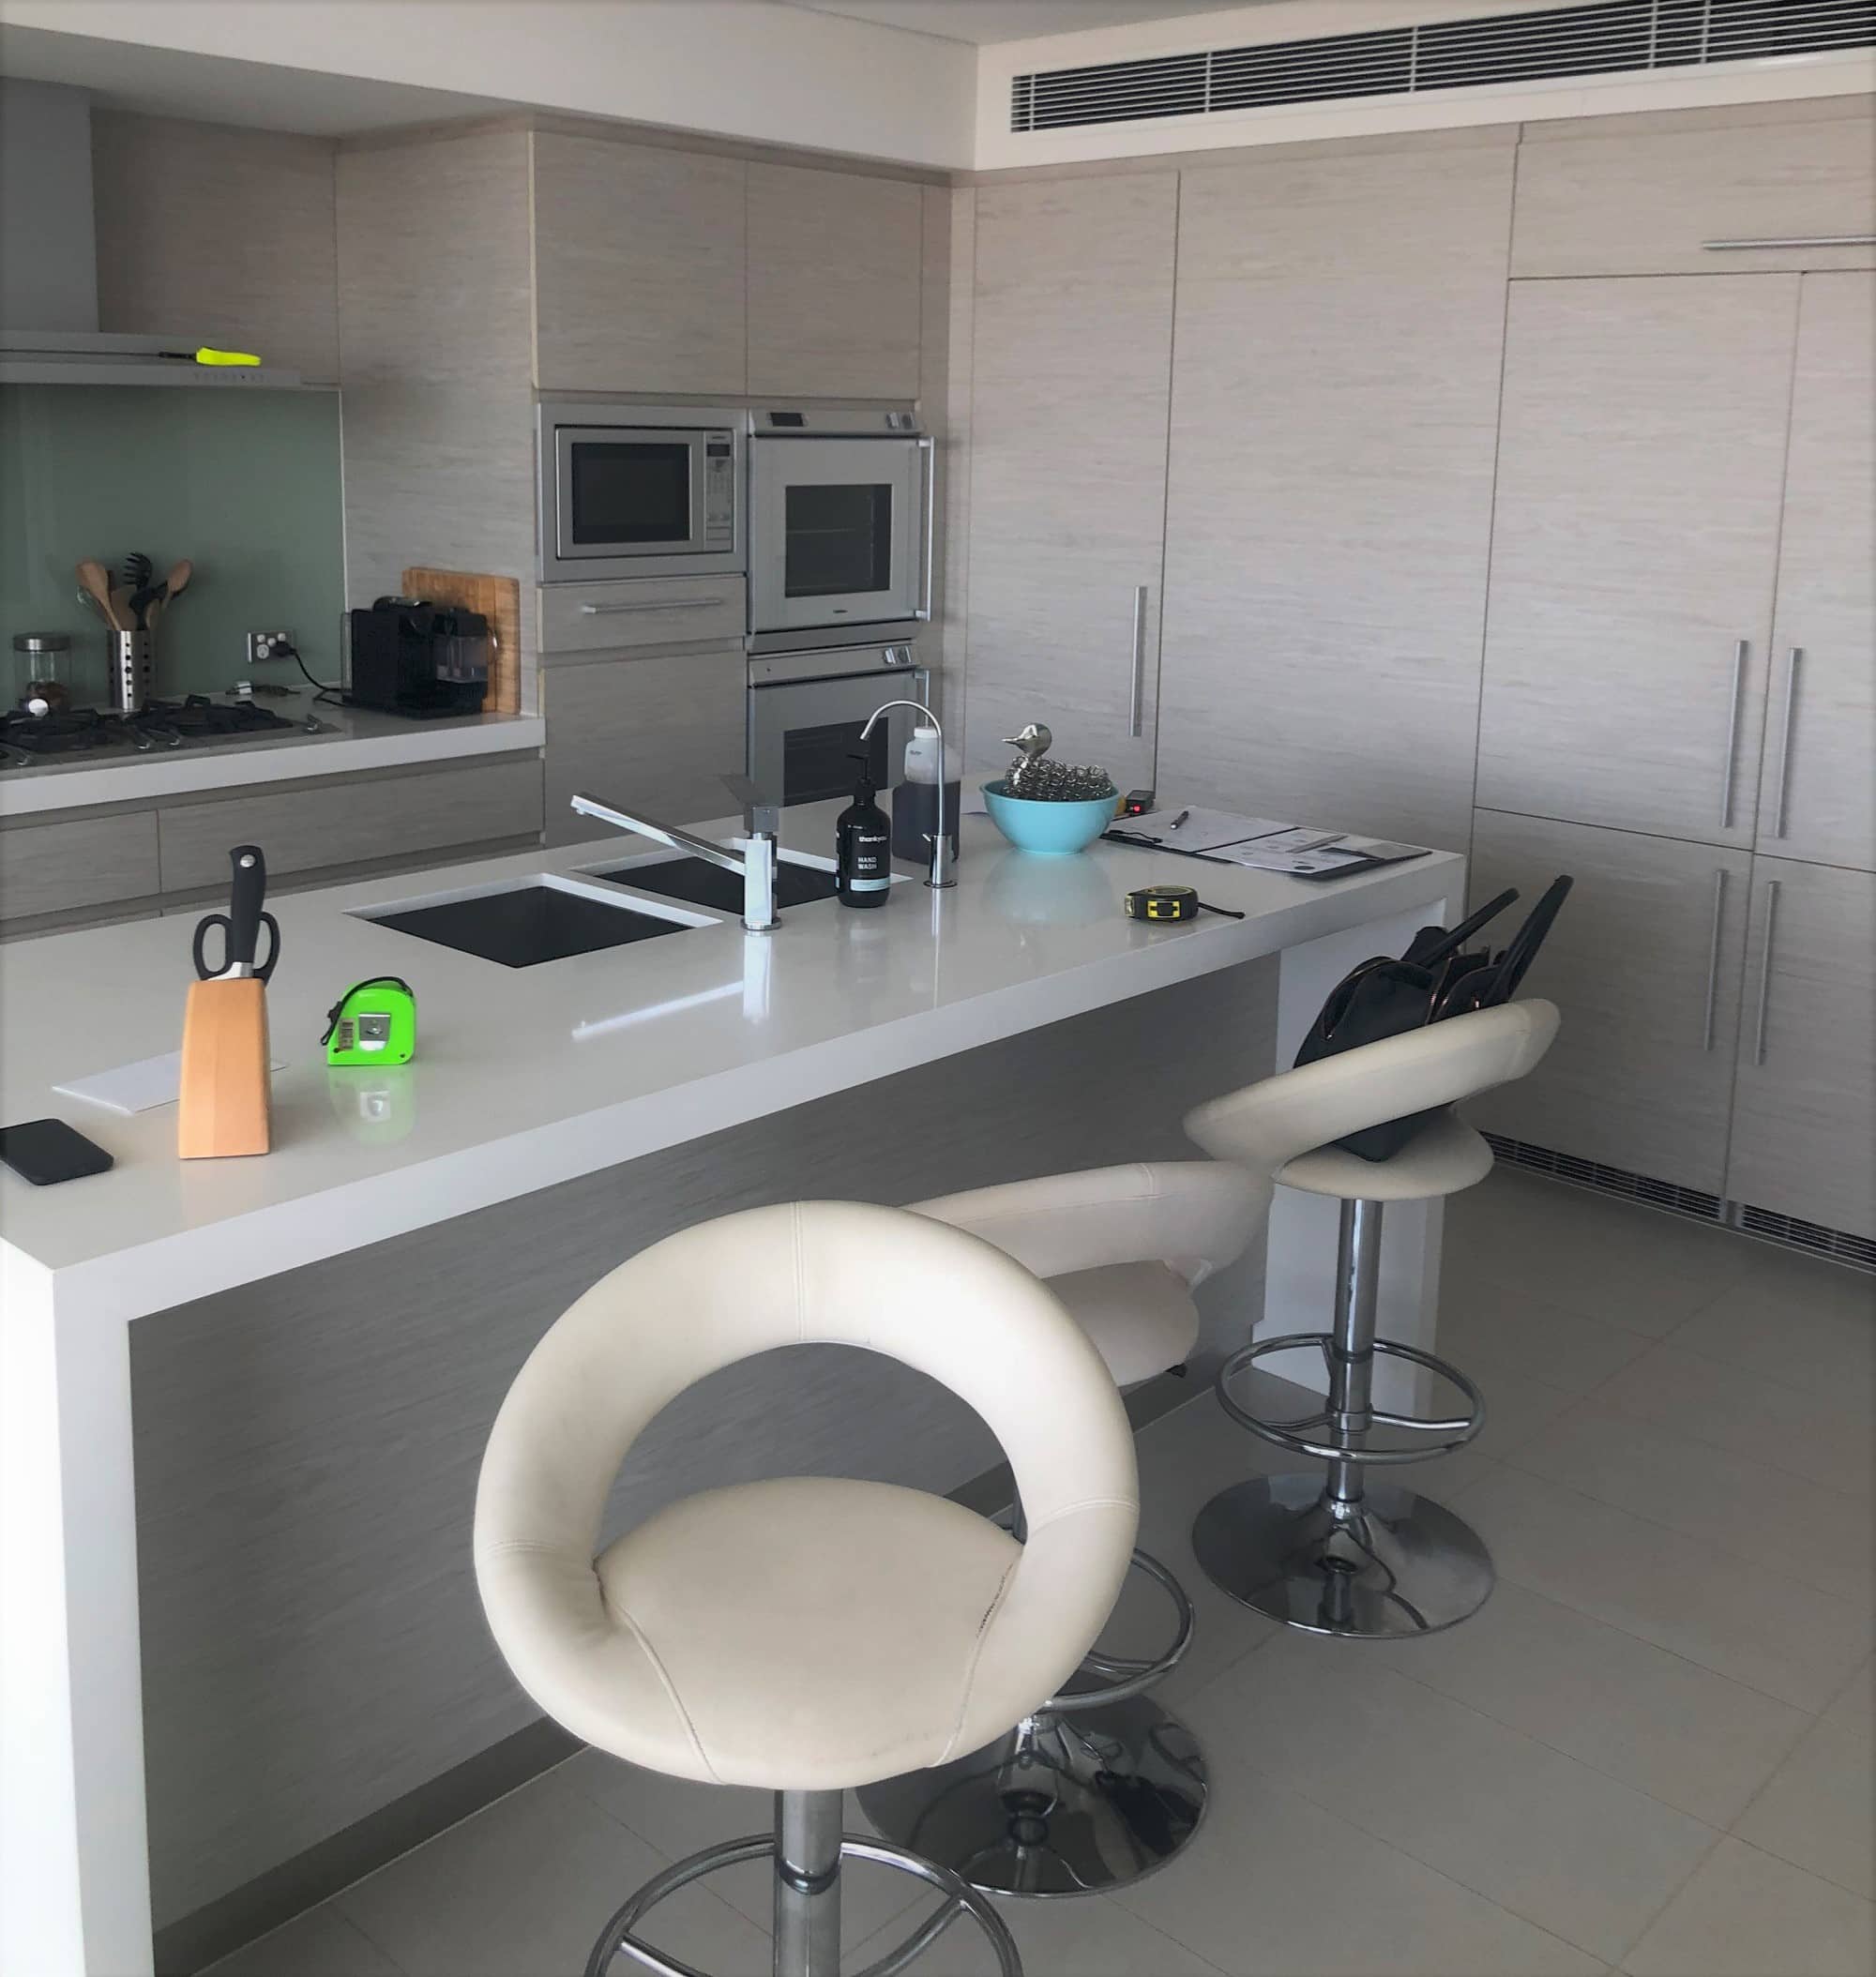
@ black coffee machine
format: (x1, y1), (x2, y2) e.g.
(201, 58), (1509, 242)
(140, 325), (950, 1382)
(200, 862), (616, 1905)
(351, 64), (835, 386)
(344, 596), (490, 718)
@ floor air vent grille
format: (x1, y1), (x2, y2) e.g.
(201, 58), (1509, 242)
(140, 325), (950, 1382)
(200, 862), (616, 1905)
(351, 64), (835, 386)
(1483, 1133), (1727, 1222)
(1737, 1203), (1876, 1272)
(1010, 0), (1876, 132)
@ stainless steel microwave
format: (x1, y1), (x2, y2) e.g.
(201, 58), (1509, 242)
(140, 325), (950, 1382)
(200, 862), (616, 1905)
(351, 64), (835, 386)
(537, 401), (744, 581)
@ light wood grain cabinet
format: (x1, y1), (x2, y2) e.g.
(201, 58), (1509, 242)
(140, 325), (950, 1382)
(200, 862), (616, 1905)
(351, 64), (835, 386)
(544, 644), (748, 847)
(1466, 809), (1750, 1197)
(532, 133), (747, 396)
(963, 174), (1176, 792)
(159, 758), (543, 891)
(1157, 143), (1514, 853)
(747, 164), (923, 399)
(537, 577), (747, 656)
(1756, 272), (1876, 873)
(1728, 858), (1876, 1242)
(1513, 113), (1876, 279)
(1476, 275), (1797, 847)
(0, 810), (160, 929)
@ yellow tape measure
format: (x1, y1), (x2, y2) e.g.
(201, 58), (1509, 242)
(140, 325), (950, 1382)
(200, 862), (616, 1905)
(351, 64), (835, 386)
(1126, 883), (1247, 925)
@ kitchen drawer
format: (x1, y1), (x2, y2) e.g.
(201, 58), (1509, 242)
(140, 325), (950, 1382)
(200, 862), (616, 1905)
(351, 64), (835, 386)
(537, 576), (746, 656)
(0, 809), (160, 924)
(158, 757), (543, 892)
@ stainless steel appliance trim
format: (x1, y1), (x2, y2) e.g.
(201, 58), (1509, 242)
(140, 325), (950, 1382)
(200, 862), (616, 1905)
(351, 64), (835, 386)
(1772, 647), (1802, 838)
(747, 620), (923, 659)
(747, 657), (930, 806)
(915, 436), (936, 624)
(1702, 235), (1876, 251)
(747, 404), (924, 437)
(580, 597), (724, 615)
(749, 644), (923, 687)
(1752, 877), (1780, 1067)
(1719, 639), (1747, 829)
(1702, 867), (1726, 1053)
(1127, 585), (1147, 740)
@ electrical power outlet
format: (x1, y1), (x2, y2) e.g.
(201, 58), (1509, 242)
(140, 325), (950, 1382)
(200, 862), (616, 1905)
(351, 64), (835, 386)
(247, 630), (295, 665)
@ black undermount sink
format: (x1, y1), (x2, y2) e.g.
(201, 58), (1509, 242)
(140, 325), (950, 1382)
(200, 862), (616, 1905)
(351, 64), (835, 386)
(594, 854), (841, 914)
(364, 879), (698, 968)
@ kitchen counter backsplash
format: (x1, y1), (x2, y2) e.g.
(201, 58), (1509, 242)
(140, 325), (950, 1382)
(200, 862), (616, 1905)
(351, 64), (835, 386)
(0, 384), (345, 706)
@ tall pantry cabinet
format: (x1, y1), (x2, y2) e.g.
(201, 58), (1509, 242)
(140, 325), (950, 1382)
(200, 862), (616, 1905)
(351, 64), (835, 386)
(1472, 263), (1876, 1242)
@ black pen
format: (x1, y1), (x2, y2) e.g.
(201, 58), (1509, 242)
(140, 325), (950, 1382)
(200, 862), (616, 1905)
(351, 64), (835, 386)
(1168, 808), (1191, 831)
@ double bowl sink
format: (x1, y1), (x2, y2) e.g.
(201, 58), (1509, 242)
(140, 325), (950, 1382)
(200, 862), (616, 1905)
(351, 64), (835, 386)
(354, 853), (842, 969)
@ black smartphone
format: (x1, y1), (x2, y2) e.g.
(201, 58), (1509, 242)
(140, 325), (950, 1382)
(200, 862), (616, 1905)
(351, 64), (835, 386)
(0, 1118), (115, 1185)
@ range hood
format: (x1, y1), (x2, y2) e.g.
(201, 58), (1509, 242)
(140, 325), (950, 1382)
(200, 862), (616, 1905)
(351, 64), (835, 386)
(0, 78), (305, 389)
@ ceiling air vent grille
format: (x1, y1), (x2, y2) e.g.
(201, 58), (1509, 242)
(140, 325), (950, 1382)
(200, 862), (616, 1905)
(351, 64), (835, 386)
(1009, 0), (1875, 132)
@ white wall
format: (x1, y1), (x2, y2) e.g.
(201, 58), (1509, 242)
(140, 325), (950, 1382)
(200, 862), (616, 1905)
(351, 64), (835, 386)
(974, 0), (1876, 169)
(0, 0), (978, 168)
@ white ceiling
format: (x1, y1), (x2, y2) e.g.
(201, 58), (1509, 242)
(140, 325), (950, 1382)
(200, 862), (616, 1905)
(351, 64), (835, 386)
(784, 0), (1263, 45)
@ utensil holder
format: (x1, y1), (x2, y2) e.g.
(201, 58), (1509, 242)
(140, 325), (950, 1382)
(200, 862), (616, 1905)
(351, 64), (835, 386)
(109, 630), (154, 714)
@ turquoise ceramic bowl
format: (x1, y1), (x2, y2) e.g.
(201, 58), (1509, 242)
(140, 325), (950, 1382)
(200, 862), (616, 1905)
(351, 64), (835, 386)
(981, 781), (1116, 856)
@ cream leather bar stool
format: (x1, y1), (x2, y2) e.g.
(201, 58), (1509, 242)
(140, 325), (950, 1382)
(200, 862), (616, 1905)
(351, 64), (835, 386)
(475, 1200), (1138, 1977)
(1184, 1003), (1559, 1640)
(860, 1162), (1258, 1897)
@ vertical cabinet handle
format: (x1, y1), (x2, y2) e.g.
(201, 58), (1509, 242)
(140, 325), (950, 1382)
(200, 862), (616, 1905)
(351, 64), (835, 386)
(1752, 879), (1781, 1066)
(1127, 585), (1147, 739)
(915, 436), (937, 624)
(1718, 640), (1747, 830)
(1702, 868), (1726, 1052)
(1771, 648), (1802, 839)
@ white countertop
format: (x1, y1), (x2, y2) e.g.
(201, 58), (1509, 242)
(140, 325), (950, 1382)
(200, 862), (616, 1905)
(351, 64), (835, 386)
(0, 703), (544, 817)
(0, 805), (1460, 1321)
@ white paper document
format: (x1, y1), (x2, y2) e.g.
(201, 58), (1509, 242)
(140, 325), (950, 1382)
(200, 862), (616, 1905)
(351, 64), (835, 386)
(54, 1049), (286, 1116)
(1105, 807), (1291, 853)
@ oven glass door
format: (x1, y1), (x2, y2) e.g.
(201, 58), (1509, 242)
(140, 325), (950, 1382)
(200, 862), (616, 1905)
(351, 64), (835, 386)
(749, 438), (925, 632)
(749, 674), (922, 807)
(555, 427), (702, 562)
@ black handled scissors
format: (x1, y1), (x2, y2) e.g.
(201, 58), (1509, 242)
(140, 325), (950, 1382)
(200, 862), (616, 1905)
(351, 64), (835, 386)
(192, 908), (280, 982)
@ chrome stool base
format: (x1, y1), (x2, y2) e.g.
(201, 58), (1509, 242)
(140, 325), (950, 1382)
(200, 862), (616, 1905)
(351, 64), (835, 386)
(1192, 1471), (1493, 1638)
(584, 1790), (1021, 1977)
(857, 1692), (1206, 1899)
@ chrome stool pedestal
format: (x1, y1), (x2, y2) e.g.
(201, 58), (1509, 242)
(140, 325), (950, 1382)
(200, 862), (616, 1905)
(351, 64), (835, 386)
(586, 1788), (1022, 1977)
(1192, 1197), (1491, 1638)
(858, 1547), (1204, 1896)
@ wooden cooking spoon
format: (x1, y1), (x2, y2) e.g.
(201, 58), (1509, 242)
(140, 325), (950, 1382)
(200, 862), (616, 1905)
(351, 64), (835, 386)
(76, 559), (126, 631)
(147, 560), (194, 636)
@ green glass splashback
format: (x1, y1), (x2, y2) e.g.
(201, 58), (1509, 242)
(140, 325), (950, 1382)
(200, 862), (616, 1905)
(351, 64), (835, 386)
(0, 385), (344, 707)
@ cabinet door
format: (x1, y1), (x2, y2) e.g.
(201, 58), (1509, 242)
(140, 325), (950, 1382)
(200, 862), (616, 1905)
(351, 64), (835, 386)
(1513, 113), (1876, 279)
(1466, 809), (1749, 1197)
(544, 644), (747, 848)
(0, 810), (159, 927)
(532, 134), (746, 396)
(1157, 143), (1514, 853)
(1728, 858), (1876, 1242)
(1476, 276), (1796, 846)
(747, 164), (923, 400)
(1757, 273), (1876, 872)
(964, 174), (1176, 793)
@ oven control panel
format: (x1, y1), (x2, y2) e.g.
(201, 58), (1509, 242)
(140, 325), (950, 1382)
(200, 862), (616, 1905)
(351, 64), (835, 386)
(704, 433), (736, 548)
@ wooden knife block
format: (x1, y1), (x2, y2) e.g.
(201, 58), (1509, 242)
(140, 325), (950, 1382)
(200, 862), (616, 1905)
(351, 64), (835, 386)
(178, 978), (272, 1158)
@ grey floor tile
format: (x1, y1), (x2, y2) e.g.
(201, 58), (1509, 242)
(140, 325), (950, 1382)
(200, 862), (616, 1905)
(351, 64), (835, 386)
(1505, 1402), (1876, 1606)
(1381, 1579), (1810, 1826)
(1462, 1465), (1874, 1712)
(1621, 1836), (1875, 1977)
(1463, 1358), (1581, 1466)
(564, 1748), (924, 1945)
(850, 1886), (1229, 1976)
(1734, 1659), (1876, 1901)
(335, 1768), (770, 1977)
(1671, 1251), (1876, 1399)
(203, 1901), (404, 1977)
(1436, 1273), (1656, 1398)
(1192, 1633), (1717, 1964)
(1592, 1338), (1876, 1499)
(1112, 1735), (1602, 1976)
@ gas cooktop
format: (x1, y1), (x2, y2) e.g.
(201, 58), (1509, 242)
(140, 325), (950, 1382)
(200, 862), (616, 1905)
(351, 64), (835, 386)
(0, 696), (326, 767)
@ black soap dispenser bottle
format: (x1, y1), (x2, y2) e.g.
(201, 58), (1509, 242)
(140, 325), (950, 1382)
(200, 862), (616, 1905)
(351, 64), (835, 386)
(837, 757), (892, 909)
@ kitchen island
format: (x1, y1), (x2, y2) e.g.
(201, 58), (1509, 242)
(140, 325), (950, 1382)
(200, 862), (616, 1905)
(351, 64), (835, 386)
(1, 801), (1460, 1976)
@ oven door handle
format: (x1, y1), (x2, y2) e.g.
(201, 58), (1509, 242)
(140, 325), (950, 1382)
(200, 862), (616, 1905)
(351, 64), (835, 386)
(915, 436), (936, 624)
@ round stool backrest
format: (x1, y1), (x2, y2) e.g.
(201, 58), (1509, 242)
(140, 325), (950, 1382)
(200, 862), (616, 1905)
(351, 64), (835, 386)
(1186, 1000), (1560, 1177)
(474, 1200), (1139, 1769)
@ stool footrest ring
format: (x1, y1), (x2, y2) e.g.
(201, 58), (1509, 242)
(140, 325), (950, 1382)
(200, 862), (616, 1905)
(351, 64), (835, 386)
(1216, 1333), (1485, 1463)
(1045, 1547), (1193, 1712)
(585, 1829), (1021, 1977)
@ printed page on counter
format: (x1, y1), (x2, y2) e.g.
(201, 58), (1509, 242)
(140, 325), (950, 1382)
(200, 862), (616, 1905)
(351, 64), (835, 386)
(1103, 807), (1292, 852)
(1209, 832), (1430, 877)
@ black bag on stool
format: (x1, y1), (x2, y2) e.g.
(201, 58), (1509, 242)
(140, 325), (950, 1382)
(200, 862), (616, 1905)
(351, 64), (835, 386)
(1294, 876), (1573, 1162)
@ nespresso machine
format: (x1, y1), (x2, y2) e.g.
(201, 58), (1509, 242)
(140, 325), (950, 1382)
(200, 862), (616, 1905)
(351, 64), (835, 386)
(344, 596), (491, 718)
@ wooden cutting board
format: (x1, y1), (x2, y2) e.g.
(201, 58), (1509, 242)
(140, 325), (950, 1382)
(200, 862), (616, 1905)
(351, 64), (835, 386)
(401, 567), (522, 715)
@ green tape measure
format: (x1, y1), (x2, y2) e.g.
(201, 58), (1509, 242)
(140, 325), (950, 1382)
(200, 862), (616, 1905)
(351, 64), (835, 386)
(322, 976), (416, 1065)
(1124, 884), (1247, 925)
